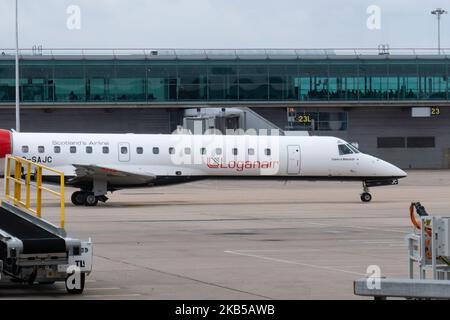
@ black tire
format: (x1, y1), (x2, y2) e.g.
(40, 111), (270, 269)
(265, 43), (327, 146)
(85, 194), (98, 207)
(27, 269), (37, 285)
(65, 272), (85, 295)
(360, 192), (372, 202)
(71, 191), (86, 206)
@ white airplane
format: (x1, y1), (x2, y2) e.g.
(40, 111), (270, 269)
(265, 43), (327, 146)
(0, 129), (407, 206)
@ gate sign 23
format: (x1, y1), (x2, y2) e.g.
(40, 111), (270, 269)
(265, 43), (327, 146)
(431, 107), (441, 116)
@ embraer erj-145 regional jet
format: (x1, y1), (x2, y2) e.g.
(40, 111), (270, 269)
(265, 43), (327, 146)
(0, 129), (406, 206)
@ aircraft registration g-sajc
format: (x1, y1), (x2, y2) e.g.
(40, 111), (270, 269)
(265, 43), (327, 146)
(0, 129), (407, 206)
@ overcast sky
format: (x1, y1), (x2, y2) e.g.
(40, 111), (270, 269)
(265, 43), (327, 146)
(0, 0), (449, 49)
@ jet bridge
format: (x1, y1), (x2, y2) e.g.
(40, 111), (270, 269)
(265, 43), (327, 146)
(0, 155), (92, 294)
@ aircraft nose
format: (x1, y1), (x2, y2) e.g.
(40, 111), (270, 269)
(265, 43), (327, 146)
(379, 159), (407, 178)
(0, 129), (11, 176)
(391, 164), (407, 178)
(366, 154), (407, 178)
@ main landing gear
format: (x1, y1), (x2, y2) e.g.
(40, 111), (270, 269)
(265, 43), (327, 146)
(360, 182), (372, 203)
(71, 191), (108, 207)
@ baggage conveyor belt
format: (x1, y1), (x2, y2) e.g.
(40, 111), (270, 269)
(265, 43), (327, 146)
(0, 155), (92, 294)
(0, 201), (93, 294)
(0, 206), (66, 255)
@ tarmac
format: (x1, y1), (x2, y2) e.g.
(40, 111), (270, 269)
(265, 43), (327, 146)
(1, 170), (450, 300)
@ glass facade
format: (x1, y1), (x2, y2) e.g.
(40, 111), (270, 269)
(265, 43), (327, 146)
(0, 57), (448, 103)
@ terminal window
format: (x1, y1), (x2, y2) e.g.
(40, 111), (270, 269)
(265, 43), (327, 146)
(377, 137), (406, 148)
(377, 137), (435, 148)
(1, 60), (448, 104)
(407, 137), (435, 148)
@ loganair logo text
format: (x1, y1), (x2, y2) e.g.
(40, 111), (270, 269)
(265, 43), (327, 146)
(206, 157), (279, 171)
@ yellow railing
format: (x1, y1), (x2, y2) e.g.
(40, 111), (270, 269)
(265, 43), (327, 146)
(4, 155), (65, 229)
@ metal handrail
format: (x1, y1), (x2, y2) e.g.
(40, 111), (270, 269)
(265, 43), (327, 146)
(4, 155), (65, 229)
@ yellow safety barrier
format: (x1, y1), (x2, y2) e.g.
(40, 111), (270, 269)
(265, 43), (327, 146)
(4, 155), (65, 229)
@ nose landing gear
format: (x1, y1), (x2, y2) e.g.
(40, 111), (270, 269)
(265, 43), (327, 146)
(360, 182), (372, 202)
(360, 192), (372, 202)
(359, 179), (400, 203)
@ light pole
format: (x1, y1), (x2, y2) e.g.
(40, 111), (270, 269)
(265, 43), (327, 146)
(15, 0), (20, 132)
(431, 8), (447, 55)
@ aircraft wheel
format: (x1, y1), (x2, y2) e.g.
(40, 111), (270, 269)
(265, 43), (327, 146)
(71, 191), (86, 206)
(27, 269), (37, 285)
(85, 194), (98, 207)
(360, 192), (372, 203)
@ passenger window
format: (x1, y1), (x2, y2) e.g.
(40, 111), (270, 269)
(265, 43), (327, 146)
(232, 148), (238, 156)
(86, 146), (93, 154)
(137, 147), (143, 154)
(215, 148), (222, 155)
(169, 147), (175, 155)
(38, 146), (45, 153)
(54, 146), (61, 154)
(338, 144), (354, 155)
(184, 147), (191, 155)
(265, 149), (271, 156)
(200, 148), (206, 155)
(248, 148), (255, 156)
(70, 146), (77, 154)
(153, 147), (159, 155)
(22, 146), (29, 153)
(103, 146), (109, 154)
(121, 147), (128, 154)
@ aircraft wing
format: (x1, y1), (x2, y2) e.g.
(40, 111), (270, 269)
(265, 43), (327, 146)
(68, 164), (157, 187)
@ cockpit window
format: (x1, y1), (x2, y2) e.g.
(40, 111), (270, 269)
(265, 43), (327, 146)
(338, 144), (354, 155)
(347, 144), (360, 154)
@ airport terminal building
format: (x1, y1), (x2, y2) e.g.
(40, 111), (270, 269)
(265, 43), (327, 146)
(0, 48), (450, 169)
